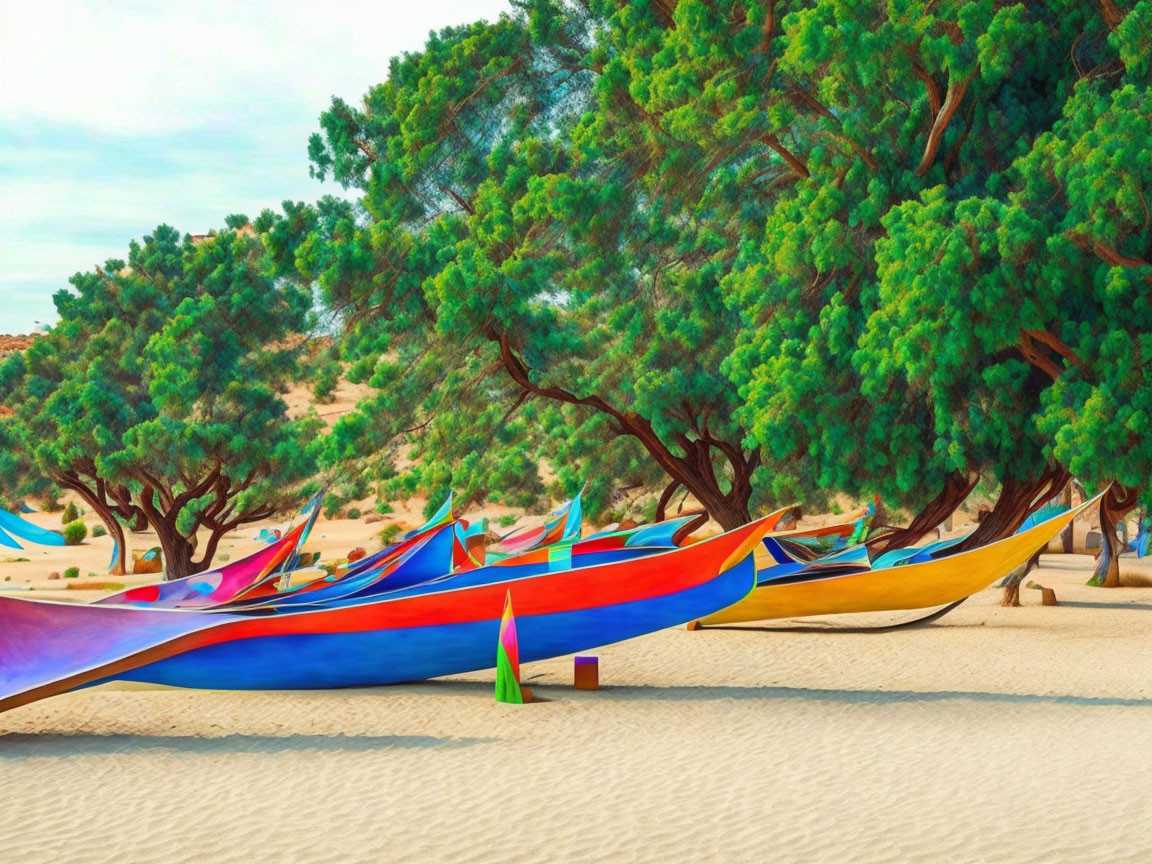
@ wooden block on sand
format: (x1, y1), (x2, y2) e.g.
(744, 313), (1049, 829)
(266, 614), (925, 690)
(1041, 586), (1058, 606)
(574, 656), (599, 690)
(686, 620), (703, 631)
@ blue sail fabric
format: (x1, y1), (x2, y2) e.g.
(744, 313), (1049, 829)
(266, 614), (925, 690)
(404, 493), (454, 540)
(0, 526), (21, 549)
(0, 510), (66, 547)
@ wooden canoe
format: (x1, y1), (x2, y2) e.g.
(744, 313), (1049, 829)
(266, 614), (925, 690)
(0, 515), (773, 713)
(699, 496), (1099, 626)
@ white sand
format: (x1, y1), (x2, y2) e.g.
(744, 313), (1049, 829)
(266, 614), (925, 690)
(4, 553), (1152, 863)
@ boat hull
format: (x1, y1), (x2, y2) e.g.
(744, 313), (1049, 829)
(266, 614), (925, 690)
(701, 499), (1094, 626)
(1, 517), (770, 712)
(114, 571), (750, 690)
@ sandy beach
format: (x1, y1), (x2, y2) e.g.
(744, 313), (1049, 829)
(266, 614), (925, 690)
(4, 549), (1152, 863)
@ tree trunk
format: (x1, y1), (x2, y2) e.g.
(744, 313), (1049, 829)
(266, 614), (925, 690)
(1059, 482), (1074, 554)
(946, 466), (1070, 606)
(487, 330), (757, 531)
(957, 466), (1070, 553)
(867, 472), (977, 553)
(999, 549), (1042, 607)
(54, 477), (130, 576)
(90, 499), (129, 577)
(151, 518), (202, 581)
(1088, 484), (1139, 587)
(682, 476), (752, 530)
(654, 480), (682, 523)
(129, 510), (149, 533)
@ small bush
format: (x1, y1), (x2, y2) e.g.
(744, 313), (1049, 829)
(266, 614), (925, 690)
(38, 490), (63, 511)
(346, 507), (362, 520)
(378, 523), (403, 546)
(323, 494), (343, 519)
(375, 501), (394, 515)
(63, 520), (88, 545)
(312, 360), (341, 404)
(219, 553), (231, 562)
(63, 566), (80, 579)
(61, 502), (79, 524)
(497, 514), (518, 528)
(91, 523), (107, 538)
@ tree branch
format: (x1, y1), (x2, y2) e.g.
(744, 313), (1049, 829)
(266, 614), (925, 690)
(915, 68), (977, 176)
(761, 133), (809, 178)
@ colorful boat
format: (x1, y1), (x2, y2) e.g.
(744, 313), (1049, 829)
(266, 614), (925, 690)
(95, 500), (322, 608)
(491, 492), (584, 555)
(697, 496), (1098, 626)
(0, 515), (773, 713)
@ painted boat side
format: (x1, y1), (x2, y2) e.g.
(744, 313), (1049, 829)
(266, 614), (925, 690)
(1, 516), (770, 712)
(700, 497), (1096, 625)
(114, 556), (755, 690)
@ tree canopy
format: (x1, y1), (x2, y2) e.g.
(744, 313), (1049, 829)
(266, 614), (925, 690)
(4, 0), (1149, 588)
(0, 223), (320, 578)
(286, 0), (1150, 554)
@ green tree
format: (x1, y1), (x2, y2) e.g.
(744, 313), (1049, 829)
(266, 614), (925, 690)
(881, 5), (1152, 584)
(0, 224), (320, 578)
(282, 6), (771, 529)
(290, 0), (1147, 552)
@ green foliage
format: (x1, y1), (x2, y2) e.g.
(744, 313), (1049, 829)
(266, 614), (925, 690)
(496, 513), (518, 528)
(346, 507), (362, 520)
(37, 489), (62, 512)
(289, 0), (1152, 529)
(63, 521), (87, 545)
(377, 523), (403, 545)
(0, 223), (320, 579)
(375, 501), (394, 515)
(61, 502), (79, 524)
(312, 356), (341, 404)
(6, 1), (1146, 550)
(279, 4), (755, 526)
(63, 566), (79, 579)
(323, 494), (344, 519)
(91, 523), (107, 537)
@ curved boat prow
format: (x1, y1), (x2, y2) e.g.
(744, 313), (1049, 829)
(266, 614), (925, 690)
(0, 596), (223, 714)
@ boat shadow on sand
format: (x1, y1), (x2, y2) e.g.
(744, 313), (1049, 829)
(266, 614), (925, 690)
(590, 684), (1152, 709)
(0, 731), (499, 758)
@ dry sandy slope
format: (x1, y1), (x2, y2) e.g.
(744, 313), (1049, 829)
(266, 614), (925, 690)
(4, 554), (1152, 863)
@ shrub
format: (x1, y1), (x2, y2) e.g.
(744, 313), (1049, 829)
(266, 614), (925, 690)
(375, 501), (394, 515)
(497, 514), (518, 528)
(63, 520), (87, 545)
(378, 523), (402, 545)
(38, 490), (63, 511)
(312, 360), (340, 404)
(61, 502), (79, 524)
(91, 523), (107, 537)
(346, 507), (362, 520)
(63, 566), (79, 579)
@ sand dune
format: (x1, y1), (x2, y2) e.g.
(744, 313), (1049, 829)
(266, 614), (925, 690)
(4, 553), (1152, 863)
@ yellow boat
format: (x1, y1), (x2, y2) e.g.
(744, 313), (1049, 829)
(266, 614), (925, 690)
(698, 494), (1101, 626)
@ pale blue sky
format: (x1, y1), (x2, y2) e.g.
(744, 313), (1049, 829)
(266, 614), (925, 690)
(0, 0), (511, 333)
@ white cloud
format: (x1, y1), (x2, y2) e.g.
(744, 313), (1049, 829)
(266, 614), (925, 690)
(0, 0), (511, 133)
(0, 0), (512, 333)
